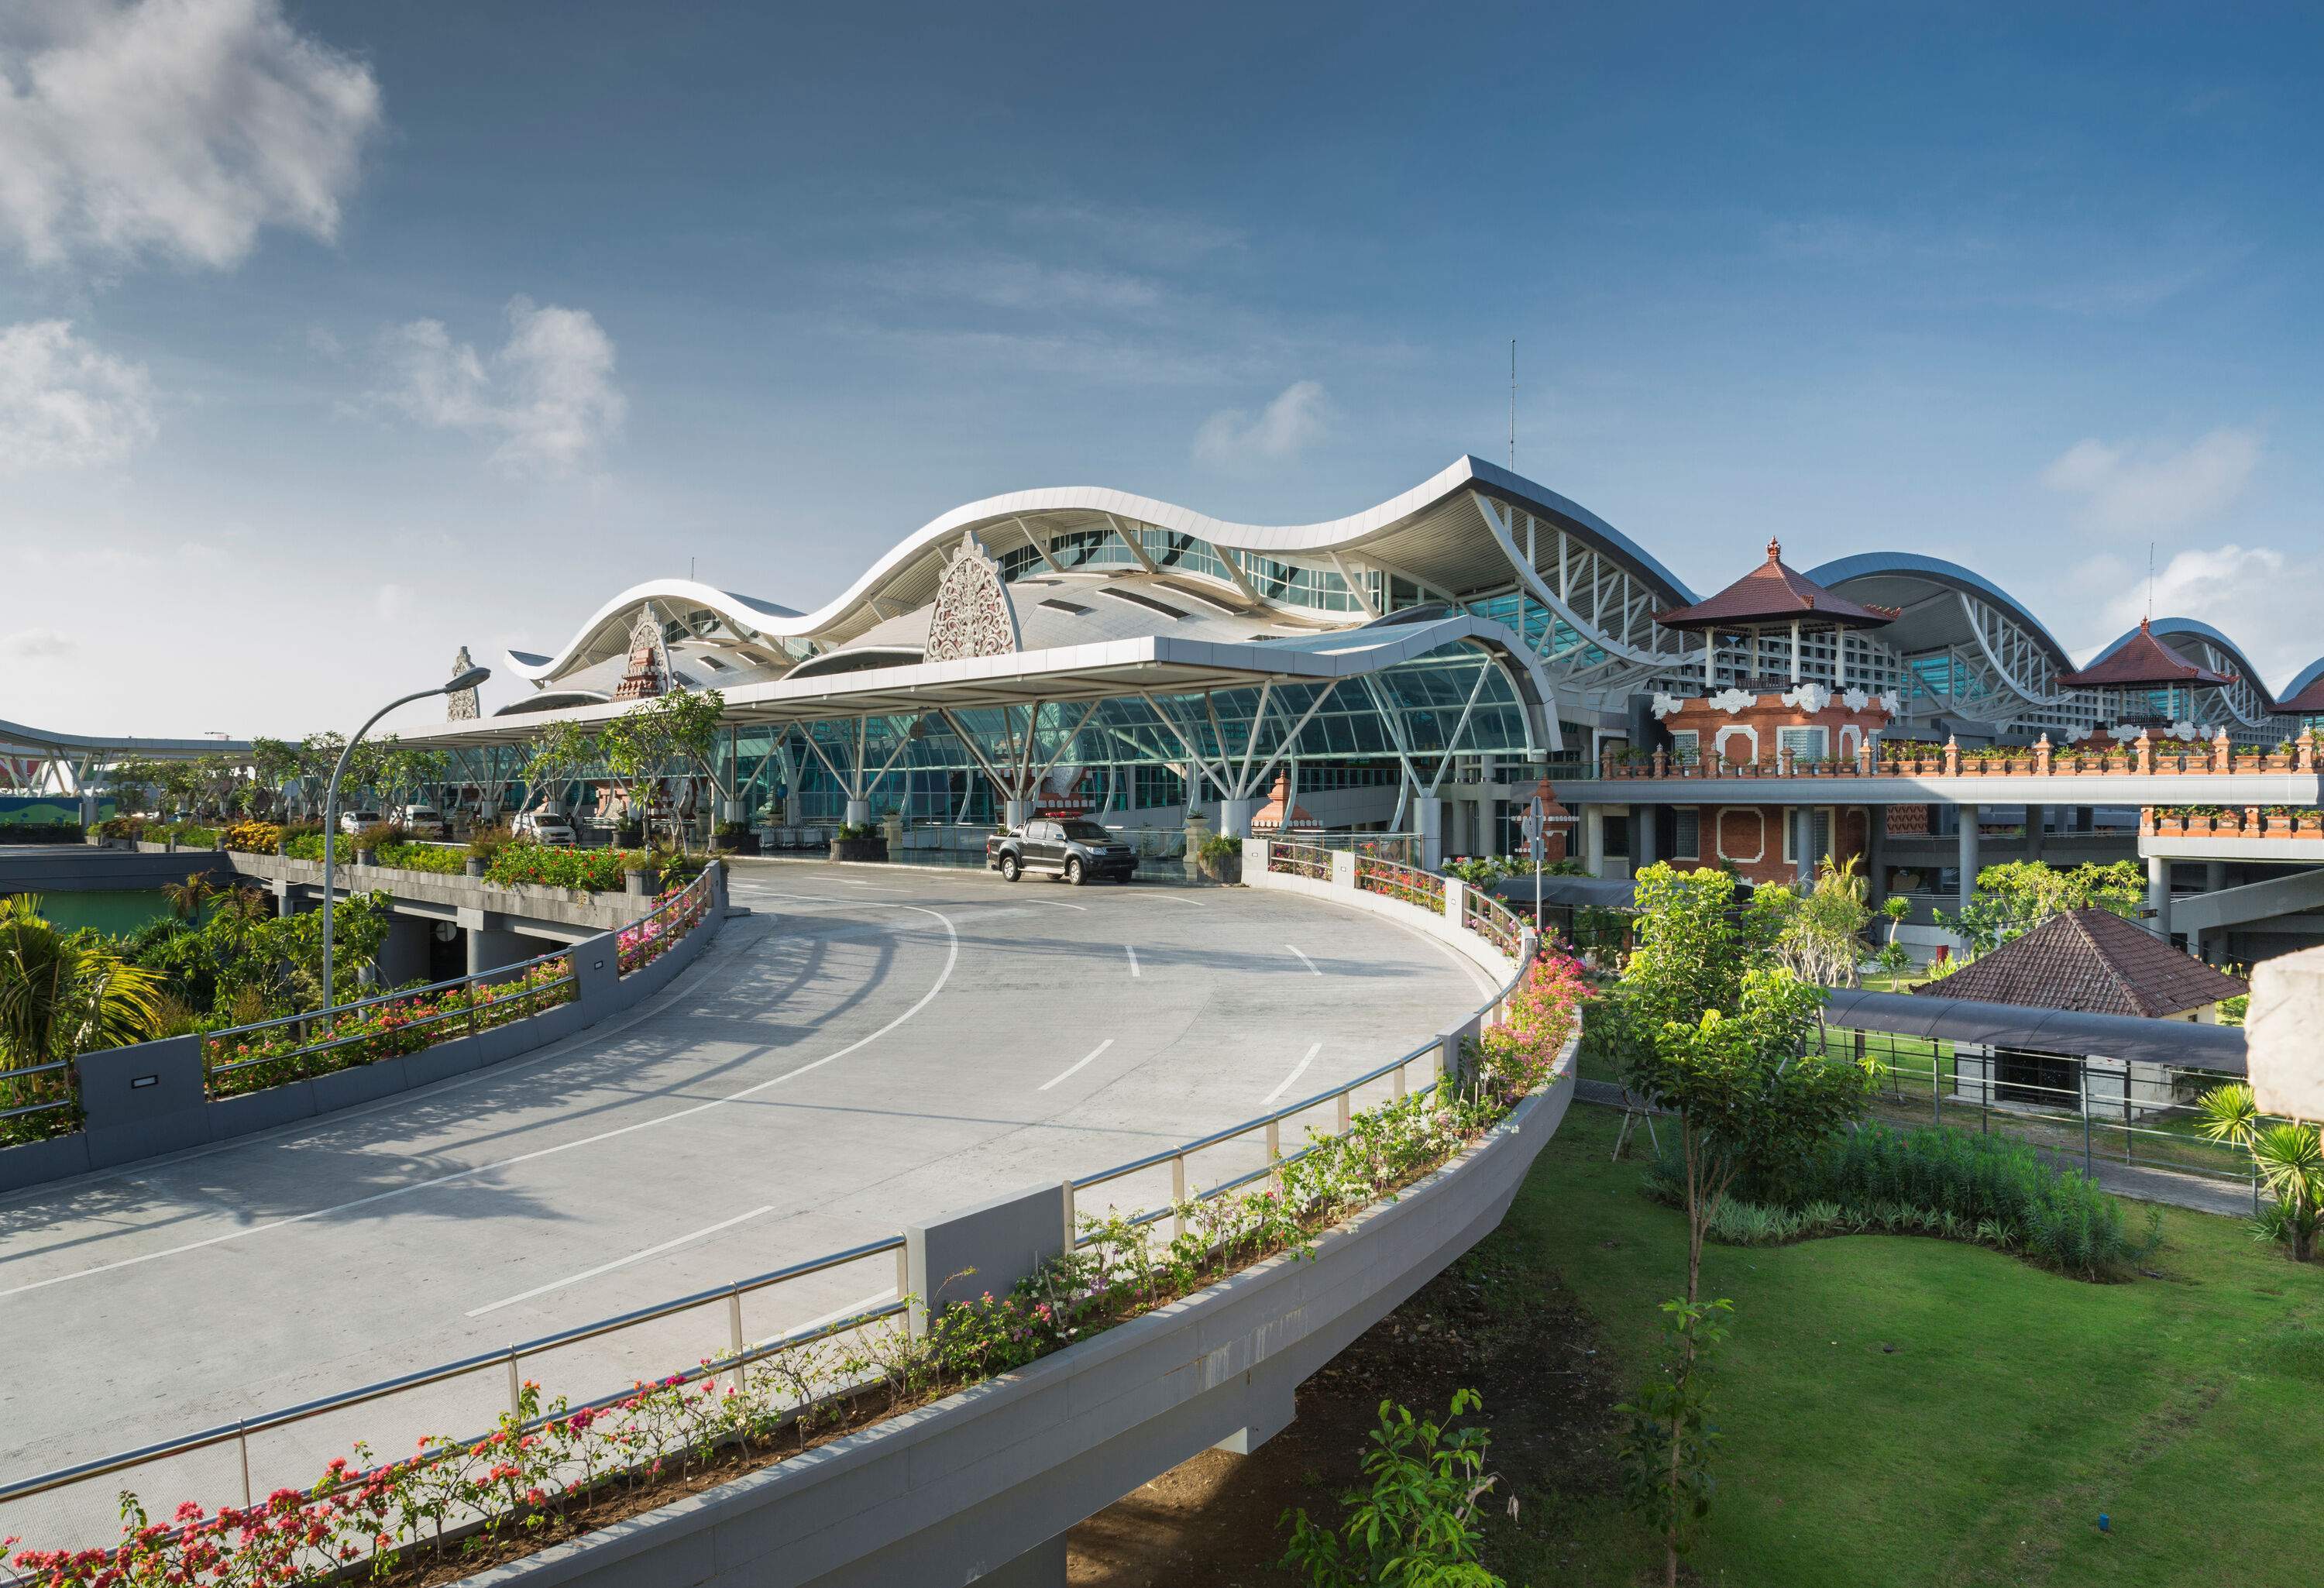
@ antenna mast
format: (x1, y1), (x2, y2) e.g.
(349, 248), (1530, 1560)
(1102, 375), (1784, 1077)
(1508, 339), (1517, 470)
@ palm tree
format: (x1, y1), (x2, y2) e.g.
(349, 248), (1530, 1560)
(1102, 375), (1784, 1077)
(2197, 1082), (2324, 1261)
(0, 896), (163, 1067)
(162, 872), (215, 921)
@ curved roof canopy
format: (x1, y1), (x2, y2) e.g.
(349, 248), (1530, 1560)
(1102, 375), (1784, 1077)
(1655, 538), (1899, 632)
(504, 456), (1693, 689)
(1803, 551), (2075, 671)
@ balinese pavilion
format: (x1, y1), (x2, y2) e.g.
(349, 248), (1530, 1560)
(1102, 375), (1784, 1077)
(2055, 617), (2237, 744)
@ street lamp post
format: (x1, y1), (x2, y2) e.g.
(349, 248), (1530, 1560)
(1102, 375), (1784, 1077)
(320, 667), (490, 1016)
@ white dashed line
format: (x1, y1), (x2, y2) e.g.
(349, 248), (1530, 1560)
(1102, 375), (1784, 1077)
(1262, 1042), (1323, 1105)
(0, 904), (963, 1299)
(468, 1206), (775, 1317)
(1287, 944), (1321, 975)
(1037, 1038), (1116, 1093)
(1125, 944), (1140, 978)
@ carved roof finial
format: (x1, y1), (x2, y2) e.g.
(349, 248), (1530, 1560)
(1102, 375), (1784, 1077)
(1766, 536), (1783, 562)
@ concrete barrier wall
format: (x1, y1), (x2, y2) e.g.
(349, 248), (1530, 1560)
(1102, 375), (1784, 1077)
(0, 878), (727, 1196)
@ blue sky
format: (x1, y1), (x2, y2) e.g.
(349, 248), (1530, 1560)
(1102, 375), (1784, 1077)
(5, 1), (2320, 734)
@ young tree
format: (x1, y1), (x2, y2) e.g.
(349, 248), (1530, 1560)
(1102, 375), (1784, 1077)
(523, 720), (600, 821)
(1600, 864), (1865, 1308)
(1773, 854), (1872, 987)
(603, 689), (725, 848)
(1618, 1298), (1731, 1588)
(1937, 859), (2142, 958)
(1872, 893), (1913, 982)
(1279, 1390), (1506, 1588)
(105, 756), (167, 814)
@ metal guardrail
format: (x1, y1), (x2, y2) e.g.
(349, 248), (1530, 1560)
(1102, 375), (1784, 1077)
(1824, 1022), (2267, 1202)
(0, 858), (1533, 1525)
(194, 865), (714, 1093)
(0, 1056), (77, 1133)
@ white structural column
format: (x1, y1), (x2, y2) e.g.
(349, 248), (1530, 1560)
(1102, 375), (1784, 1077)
(1957, 805), (1980, 917)
(1794, 808), (1813, 889)
(1415, 796), (1444, 871)
(2147, 854), (2173, 942)
(1632, 805), (1656, 868)
(1583, 806), (1606, 876)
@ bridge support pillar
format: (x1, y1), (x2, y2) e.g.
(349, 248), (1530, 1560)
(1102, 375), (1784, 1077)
(2147, 854), (2172, 941)
(1632, 804), (1656, 868)
(1415, 797), (1444, 871)
(1218, 798), (1258, 839)
(2024, 803), (2044, 863)
(461, 909), (533, 984)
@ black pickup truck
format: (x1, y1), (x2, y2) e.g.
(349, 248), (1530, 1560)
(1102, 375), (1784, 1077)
(986, 818), (1139, 885)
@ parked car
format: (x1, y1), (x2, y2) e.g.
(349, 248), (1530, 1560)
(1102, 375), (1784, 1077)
(400, 803), (446, 838)
(513, 809), (577, 847)
(986, 818), (1137, 885)
(338, 809), (382, 835)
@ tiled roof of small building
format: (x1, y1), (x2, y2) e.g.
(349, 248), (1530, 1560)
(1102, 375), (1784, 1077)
(1913, 907), (2247, 1019)
(2272, 674), (2324, 714)
(1654, 538), (1901, 632)
(2058, 618), (2234, 689)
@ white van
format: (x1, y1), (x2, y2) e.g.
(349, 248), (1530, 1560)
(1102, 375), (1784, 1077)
(400, 803), (446, 837)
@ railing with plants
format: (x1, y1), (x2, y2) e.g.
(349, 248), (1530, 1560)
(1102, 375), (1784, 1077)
(617, 865), (713, 974)
(0, 1057), (79, 1146)
(0, 875), (1585, 1586)
(1461, 885), (1524, 961)
(2144, 805), (2324, 840)
(190, 866), (718, 1099)
(197, 953), (578, 1099)
(1355, 854), (1446, 913)
(1580, 727), (2322, 783)
(1265, 840), (1332, 881)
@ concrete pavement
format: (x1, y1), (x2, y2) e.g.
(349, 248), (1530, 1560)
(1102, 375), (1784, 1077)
(0, 866), (1491, 1547)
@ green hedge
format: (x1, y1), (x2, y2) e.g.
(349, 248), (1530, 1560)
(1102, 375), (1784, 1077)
(486, 844), (641, 892)
(1647, 1123), (2158, 1280)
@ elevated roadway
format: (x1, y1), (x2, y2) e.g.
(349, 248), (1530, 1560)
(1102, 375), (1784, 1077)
(0, 865), (1489, 1547)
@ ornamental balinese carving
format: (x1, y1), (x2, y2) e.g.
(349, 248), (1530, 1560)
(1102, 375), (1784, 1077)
(446, 646), (480, 720)
(923, 532), (1020, 663)
(614, 603), (673, 699)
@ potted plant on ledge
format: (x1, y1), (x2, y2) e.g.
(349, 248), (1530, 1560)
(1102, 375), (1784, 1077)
(828, 823), (887, 863)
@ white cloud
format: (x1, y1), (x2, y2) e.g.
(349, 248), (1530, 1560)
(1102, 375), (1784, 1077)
(2093, 543), (2313, 693)
(375, 583), (409, 622)
(0, 0), (382, 271)
(377, 297), (625, 476)
(0, 318), (156, 473)
(1193, 380), (1330, 468)
(2039, 428), (2260, 533)
(865, 256), (1163, 312)
(2, 626), (76, 659)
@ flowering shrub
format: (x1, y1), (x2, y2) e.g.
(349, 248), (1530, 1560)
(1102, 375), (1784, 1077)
(203, 960), (574, 1098)
(15, 949), (1589, 1588)
(617, 880), (709, 974)
(373, 841), (465, 875)
(222, 820), (281, 854)
(486, 846), (639, 892)
(1356, 856), (1444, 913)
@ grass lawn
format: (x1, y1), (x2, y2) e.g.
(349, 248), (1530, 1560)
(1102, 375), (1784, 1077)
(1483, 1105), (2324, 1586)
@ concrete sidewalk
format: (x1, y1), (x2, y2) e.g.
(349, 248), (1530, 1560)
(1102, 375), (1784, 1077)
(1573, 1078), (2254, 1218)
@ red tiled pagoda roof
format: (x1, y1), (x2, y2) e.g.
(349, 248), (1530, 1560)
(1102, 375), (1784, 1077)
(2273, 675), (2324, 715)
(2057, 618), (2234, 689)
(1654, 538), (1901, 633)
(1912, 907), (2246, 1019)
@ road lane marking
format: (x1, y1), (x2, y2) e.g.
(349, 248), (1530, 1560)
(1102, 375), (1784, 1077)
(467, 1206), (775, 1317)
(1143, 895), (1205, 906)
(1287, 944), (1321, 975)
(0, 904), (964, 1299)
(767, 1287), (899, 1345)
(1262, 1042), (1323, 1105)
(1037, 1038), (1116, 1093)
(1125, 944), (1140, 978)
